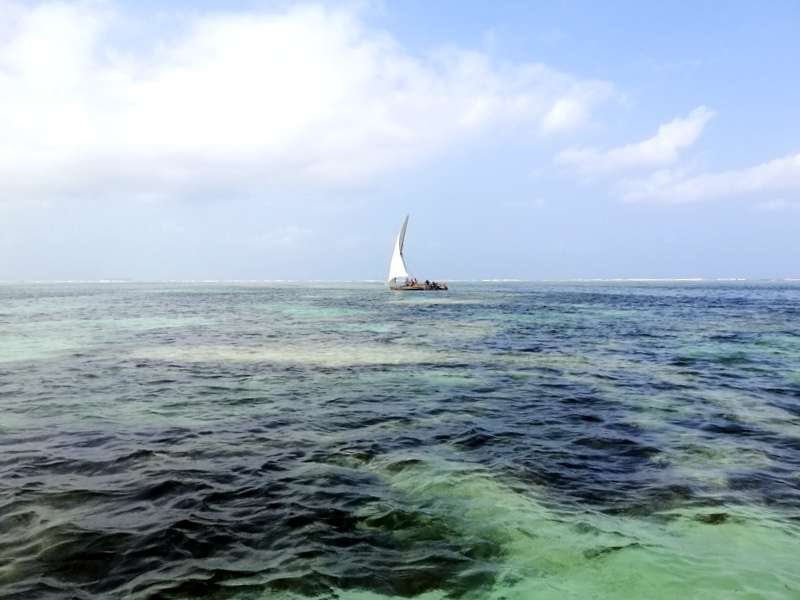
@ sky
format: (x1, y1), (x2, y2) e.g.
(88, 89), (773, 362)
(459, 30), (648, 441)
(1, 0), (799, 281)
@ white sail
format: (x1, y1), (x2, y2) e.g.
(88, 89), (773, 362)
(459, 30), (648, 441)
(388, 215), (410, 283)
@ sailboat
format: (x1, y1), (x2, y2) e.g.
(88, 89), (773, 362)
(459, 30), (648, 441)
(387, 216), (448, 291)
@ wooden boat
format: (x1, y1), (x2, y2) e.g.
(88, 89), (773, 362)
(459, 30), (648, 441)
(387, 216), (448, 291)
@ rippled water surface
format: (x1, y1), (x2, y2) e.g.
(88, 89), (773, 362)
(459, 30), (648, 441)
(1, 281), (800, 599)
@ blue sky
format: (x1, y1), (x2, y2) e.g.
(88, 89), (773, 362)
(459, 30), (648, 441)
(1, 0), (798, 281)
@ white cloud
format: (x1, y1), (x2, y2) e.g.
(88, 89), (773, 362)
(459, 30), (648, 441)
(0, 1), (615, 203)
(555, 106), (715, 173)
(615, 153), (800, 203)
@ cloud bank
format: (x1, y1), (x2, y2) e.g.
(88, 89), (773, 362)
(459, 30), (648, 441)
(615, 153), (800, 203)
(0, 1), (614, 203)
(555, 104), (800, 204)
(555, 106), (715, 173)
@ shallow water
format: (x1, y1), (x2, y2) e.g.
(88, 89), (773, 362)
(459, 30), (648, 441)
(1, 281), (799, 599)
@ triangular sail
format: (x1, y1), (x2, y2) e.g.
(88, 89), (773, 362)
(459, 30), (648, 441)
(388, 215), (410, 282)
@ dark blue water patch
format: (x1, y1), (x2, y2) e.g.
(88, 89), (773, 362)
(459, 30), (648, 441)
(699, 415), (759, 436)
(0, 424), (503, 600)
(769, 393), (800, 419)
(512, 438), (676, 516)
(727, 471), (800, 507)
(368, 380), (679, 515)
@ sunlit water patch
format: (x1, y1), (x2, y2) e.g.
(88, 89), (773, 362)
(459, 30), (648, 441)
(1, 281), (799, 599)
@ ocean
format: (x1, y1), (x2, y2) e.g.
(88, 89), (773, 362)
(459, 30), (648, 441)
(1, 281), (799, 599)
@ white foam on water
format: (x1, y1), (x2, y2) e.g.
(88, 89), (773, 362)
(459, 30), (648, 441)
(130, 342), (459, 368)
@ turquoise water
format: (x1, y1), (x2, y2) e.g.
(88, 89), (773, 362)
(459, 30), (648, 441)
(1, 281), (799, 599)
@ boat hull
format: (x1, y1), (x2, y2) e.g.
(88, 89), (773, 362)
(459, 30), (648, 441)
(389, 283), (448, 291)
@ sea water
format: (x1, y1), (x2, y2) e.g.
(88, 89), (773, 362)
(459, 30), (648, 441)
(1, 281), (799, 599)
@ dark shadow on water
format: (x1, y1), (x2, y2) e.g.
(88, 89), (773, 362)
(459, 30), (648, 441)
(8, 460), (502, 600)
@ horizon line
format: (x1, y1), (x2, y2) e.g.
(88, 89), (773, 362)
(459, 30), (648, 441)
(2, 278), (799, 284)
